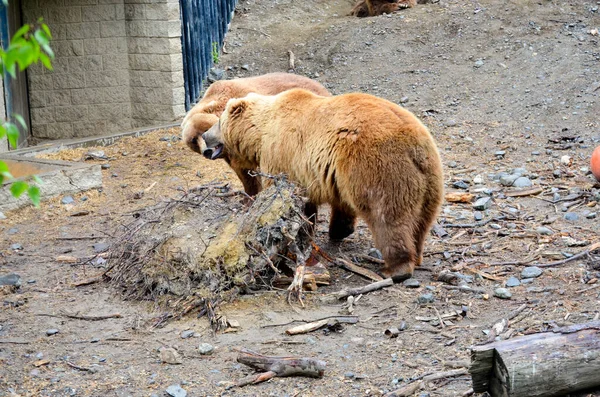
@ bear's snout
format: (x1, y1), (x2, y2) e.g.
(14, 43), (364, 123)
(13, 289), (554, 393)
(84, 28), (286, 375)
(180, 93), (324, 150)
(202, 148), (214, 160)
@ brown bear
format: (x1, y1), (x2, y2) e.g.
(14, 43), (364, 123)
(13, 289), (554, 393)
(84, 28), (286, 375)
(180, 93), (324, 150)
(181, 73), (331, 196)
(350, 0), (430, 17)
(201, 89), (444, 280)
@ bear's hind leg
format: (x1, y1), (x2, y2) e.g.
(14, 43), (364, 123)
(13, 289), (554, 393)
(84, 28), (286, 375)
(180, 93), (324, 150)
(329, 205), (357, 241)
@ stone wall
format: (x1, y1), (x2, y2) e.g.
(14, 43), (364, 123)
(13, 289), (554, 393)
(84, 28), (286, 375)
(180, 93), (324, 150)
(20, 0), (185, 140)
(0, 78), (6, 152)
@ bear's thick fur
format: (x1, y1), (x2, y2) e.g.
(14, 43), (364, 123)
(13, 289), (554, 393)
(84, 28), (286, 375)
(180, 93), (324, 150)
(350, 0), (431, 17)
(181, 73), (330, 196)
(202, 89), (444, 279)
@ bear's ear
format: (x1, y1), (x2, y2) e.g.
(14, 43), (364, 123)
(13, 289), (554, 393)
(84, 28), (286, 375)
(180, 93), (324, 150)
(228, 99), (248, 118)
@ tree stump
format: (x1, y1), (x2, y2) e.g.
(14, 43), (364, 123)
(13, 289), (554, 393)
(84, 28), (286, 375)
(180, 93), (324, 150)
(470, 321), (600, 397)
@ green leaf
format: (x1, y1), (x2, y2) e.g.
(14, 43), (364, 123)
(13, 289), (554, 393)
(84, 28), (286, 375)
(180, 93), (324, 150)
(14, 114), (27, 129)
(0, 161), (9, 174)
(41, 23), (52, 40)
(12, 25), (30, 41)
(32, 175), (43, 184)
(34, 29), (49, 46)
(10, 181), (28, 198)
(39, 52), (53, 70)
(6, 123), (20, 149)
(41, 44), (54, 59)
(28, 186), (41, 207)
(0, 124), (6, 139)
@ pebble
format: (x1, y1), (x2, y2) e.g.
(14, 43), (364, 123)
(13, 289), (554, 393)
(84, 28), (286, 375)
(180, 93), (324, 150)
(494, 288), (512, 299)
(452, 180), (469, 190)
(553, 169), (562, 178)
(536, 226), (553, 236)
(159, 347), (181, 364)
(564, 212), (579, 221)
(368, 248), (383, 260)
(473, 174), (484, 184)
(474, 59), (484, 68)
(0, 273), (21, 287)
(495, 150), (506, 158)
(445, 119), (457, 127)
(400, 96), (409, 103)
(166, 385), (187, 397)
(10, 243), (23, 250)
(180, 330), (195, 339)
(344, 372), (356, 379)
(417, 293), (435, 304)
(521, 266), (543, 279)
(61, 196), (75, 205)
(505, 277), (521, 287)
(207, 68), (224, 82)
(586, 212), (597, 219)
(101, 164), (110, 170)
(560, 155), (572, 165)
(499, 174), (519, 187)
(473, 197), (492, 210)
(447, 161), (458, 168)
(473, 211), (483, 221)
(198, 343), (214, 355)
(7, 227), (18, 234)
(403, 279), (421, 288)
(46, 329), (59, 336)
(513, 177), (532, 188)
(92, 243), (109, 253)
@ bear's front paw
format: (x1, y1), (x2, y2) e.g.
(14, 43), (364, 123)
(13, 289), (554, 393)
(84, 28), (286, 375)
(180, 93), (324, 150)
(380, 263), (414, 282)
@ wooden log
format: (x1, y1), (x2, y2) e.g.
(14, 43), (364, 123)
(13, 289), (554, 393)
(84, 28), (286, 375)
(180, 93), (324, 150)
(470, 321), (600, 397)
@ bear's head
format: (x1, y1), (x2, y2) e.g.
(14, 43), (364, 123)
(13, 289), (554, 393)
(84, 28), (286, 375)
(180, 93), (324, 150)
(202, 96), (254, 160)
(181, 112), (220, 154)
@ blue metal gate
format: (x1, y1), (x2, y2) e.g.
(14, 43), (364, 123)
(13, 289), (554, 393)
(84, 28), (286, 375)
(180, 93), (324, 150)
(179, 0), (237, 110)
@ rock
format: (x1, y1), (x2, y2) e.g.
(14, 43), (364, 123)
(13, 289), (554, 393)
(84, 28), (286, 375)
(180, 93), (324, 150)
(536, 226), (553, 236)
(7, 227), (18, 234)
(505, 277), (521, 287)
(553, 169), (562, 178)
(417, 293), (435, 304)
(84, 150), (107, 160)
(474, 59), (484, 68)
(473, 197), (492, 210)
(10, 243), (23, 250)
(586, 212), (597, 219)
(92, 243), (109, 253)
(445, 119), (457, 127)
(521, 266), (543, 279)
(403, 279), (420, 288)
(513, 177), (532, 188)
(562, 237), (589, 247)
(180, 330), (195, 339)
(560, 155), (572, 166)
(473, 211), (483, 221)
(241, 64), (250, 70)
(198, 343), (214, 355)
(0, 273), (21, 287)
(207, 68), (225, 82)
(499, 174), (519, 187)
(494, 288), (512, 299)
(46, 329), (59, 336)
(344, 372), (356, 379)
(166, 385), (187, 397)
(101, 164), (110, 170)
(400, 96), (409, 103)
(368, 248), (383, 260)
(564, 212), (579, 221)
(159, 347), (182, 364)
(447, 161), (458, 168)
(0, 212), (5, 220)
(473, 174), (484, 184)
(494, 150), (506, 159)
(61, 196), (75, 205)
(452, 180), (469, 190)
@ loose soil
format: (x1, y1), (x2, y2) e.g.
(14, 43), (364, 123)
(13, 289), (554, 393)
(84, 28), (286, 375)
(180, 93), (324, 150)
(2, 0), (600, 396)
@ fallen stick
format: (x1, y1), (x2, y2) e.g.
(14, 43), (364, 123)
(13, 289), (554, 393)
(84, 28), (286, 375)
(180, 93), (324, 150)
(332, 278), (394, 299)
(66, 361), (91, 372)
(336, 258), (383, 281)
(62, 313), (122, 321)
(0, 339), (30, 344)
(285, 316), (359, 335)
(478, 304), (527, 345)
(385, 368), (469, 396)
(535, 242), (600, 268)
(356, 253), (385, 264)
(416, 310), (462, 322)
(504, 186), (543, 197)
(235, 348), (326, 387)
(442, 285), (486, 294)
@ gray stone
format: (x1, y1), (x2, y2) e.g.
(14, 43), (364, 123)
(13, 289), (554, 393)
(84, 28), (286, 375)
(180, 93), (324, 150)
(92, 243), (109, 253)
(101, 164), (110, 170)
(180, 330), (194, 339)
(46, 329), (59, 336)
(474, 211), (483, 221)
(499, 174), (519, 187)
(453, 180), (469, 190)
(10, 243), (23, 250)
(344, 372), (356, 379)
(564, 212), (579, 221)
(494, 288), (512, 299)
(445, 119), (457, 127)
(495, 150), (506, 158)
(447, 161), (458, 168)
(417, 293), (435, 304)
(521, 266), (543, 279)
(368, 248), (383, 260)
(473, 197), (492, 210)
(505, 276), (521, 287)
(165, 385), (187, 397)
(513, 177), (532, 188)
(7, 228), (18, 234)
(553, 169), (562, 178)
(586, 212), (597, 219)
(0, 273), (21, 287)
(61, 196), (75, 205)
(474, 60), (484, 68)
(198, 343), (214, 355)
(207, 68), (225, 83)
(521, 278), (534, 284)
(403, 279), (421, 288)
(241, 64), (250, 70)
(536, 227), (553, 236)
(399, 96), (409, 103)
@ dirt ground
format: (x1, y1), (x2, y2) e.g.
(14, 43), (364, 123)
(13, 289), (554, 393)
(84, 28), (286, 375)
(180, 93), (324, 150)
(2, 0), (600, 396)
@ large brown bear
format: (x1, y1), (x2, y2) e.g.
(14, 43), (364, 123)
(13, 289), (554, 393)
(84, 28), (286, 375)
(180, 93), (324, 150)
(181, 73), (331, 196)
(201, 89), (444, 280)
(350, 0), (430, 17)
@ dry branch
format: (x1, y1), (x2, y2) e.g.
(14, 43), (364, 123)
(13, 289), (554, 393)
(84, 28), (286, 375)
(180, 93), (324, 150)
(535, 241), (600, 268)
(285, 316), (359, 335)
(335, 258), (383, 281)
(470, 321), (600, 397)
(235, 348), (326, 387)
(332, 278), (394, 299)
(385, 368), (469, 396)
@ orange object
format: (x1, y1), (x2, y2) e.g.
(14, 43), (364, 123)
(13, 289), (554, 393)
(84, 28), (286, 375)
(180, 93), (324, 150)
(592, 145), (600, 182)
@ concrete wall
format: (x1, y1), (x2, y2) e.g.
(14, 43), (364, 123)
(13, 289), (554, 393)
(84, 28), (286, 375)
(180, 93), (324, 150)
(0, 78), (6, 152)
(20, 0), (185, 140)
